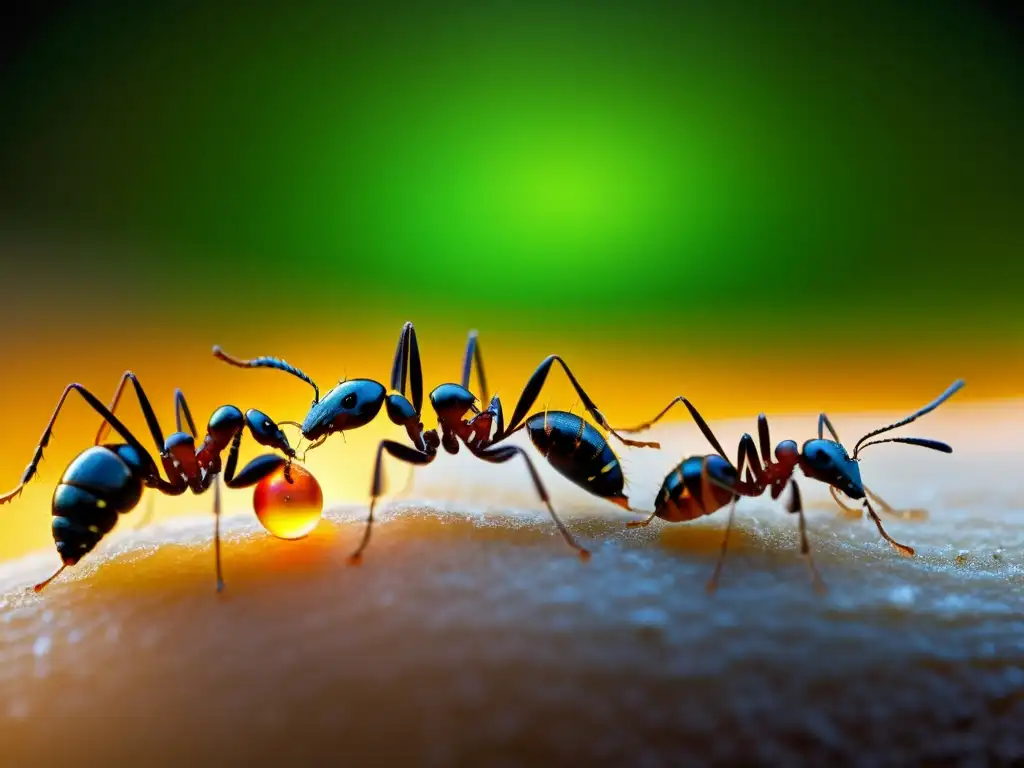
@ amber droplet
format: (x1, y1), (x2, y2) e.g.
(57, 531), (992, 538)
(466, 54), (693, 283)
(252, 463), (324, 540)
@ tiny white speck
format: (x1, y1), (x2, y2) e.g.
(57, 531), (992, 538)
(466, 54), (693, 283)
(68, 629), (83, 644)
(33, 636), (52, 657)
(42, 610), (54, 624)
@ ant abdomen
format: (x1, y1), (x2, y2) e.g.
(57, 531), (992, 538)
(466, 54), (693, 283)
(50, 445), (145, 564)
(654, 455), (737, 523)
(526, 411), (629, 508)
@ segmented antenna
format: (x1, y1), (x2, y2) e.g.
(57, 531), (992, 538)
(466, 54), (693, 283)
(853, 380), (964, 458)
(213, 346), (320, 403)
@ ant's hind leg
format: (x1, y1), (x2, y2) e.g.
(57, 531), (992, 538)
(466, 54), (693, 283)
(499, 355), (658, 449)
(1, 383), (162, 504)
(613, 396), (728, 457)
(474, 444), (590, 559)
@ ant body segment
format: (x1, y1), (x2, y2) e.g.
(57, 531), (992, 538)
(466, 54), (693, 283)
(0, 372), (297, 592)
(618, 380), (964, 592)
(214, 322), (658, 563)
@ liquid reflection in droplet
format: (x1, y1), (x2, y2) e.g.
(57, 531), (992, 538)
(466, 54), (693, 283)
(252, 463), (324, 540)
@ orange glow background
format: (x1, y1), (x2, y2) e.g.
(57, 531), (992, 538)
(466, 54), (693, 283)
(0, 316), (995, 563)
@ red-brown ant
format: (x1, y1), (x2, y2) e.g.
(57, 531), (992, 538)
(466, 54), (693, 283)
(616, 380), (964, 592)
(214, 322), (658, 563)
(0, 372), (297, 592)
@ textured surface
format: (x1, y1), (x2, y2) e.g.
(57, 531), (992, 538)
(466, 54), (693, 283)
(1, 403), (1022, 766)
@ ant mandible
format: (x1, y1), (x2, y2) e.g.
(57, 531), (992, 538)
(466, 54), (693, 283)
(214, 322), (659, 563)
(0, 372), (298, 592)
(615, 380), (964, 592)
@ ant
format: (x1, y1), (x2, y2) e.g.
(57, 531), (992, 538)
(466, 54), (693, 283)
(616, 380), (964, 592)
(214, 322), (659, 563)
(0, 372), (297, 592)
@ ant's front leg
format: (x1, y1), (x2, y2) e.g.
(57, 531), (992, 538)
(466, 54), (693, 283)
(348, 440), (436, 565)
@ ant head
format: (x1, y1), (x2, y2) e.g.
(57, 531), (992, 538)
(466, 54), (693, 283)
(301, 379), (386, 440)
(799, 439), (864, 498)
(429, 383), (477, 425)
(245, 409), (295, 457)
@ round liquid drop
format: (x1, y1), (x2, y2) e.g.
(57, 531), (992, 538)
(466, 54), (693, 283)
(252, 463), (324, 539)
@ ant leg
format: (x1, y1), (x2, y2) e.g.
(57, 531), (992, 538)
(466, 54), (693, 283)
(737, 434), (765, 486)
(213, 474), (224, 592)
(461, 330), (489, 403)
(213, 346), (320, 404)
(626, 511), (659, 528)
(498, 355), (658, 449)
(175, 389), (198, 437)
(829, 487), (864, 520)
(785, 481), (827, 594)
(1, 383), (168, 504)
(133, 493), (158, 531)
(865, 486), (928, 521)
(705, 496), (738, 594)
(818, 412), (841, 442)
(389, 322), (424, 416)
(473, 444), (590, 559)
(704, 443), (749, 593)
(222, 431), (289, 489)
(394, 464), (417, 498)
(757, 414), (771, 465)
(864, 498), (915, 556)
(94, 372), (167, 450)
(349, 440), (436, 565)
(613, 396), (727, 457)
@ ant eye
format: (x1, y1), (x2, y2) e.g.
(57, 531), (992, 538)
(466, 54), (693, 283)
(342, 393), (357, 408)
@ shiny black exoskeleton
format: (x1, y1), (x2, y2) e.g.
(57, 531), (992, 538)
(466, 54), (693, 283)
(0, 373), (296, 592)
(619, 380), (965, 592)
(524, 410), (629, 508)
(215, 322), (658, 564)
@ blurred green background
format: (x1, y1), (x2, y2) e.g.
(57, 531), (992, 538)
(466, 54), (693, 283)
(2, 0), (1021, 344)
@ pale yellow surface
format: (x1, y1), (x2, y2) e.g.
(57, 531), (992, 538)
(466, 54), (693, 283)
(1, 402), (1022, 764)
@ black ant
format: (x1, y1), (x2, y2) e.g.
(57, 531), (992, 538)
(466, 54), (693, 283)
(0, 372), (297, 592)
(616, 380), (964, 592)
(214, 322), (658, 563)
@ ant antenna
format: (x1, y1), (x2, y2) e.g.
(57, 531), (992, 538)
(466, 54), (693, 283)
(852, 380), (964, 459)
(213, 346), (320, 403)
